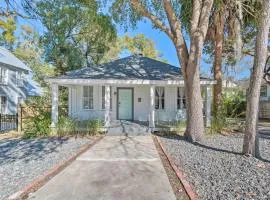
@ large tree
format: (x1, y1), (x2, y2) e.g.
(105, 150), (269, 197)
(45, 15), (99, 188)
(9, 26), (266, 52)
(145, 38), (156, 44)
(32, 0), (116, 74)
(243, 0), (270, 156)
(109, 0), (213, 141)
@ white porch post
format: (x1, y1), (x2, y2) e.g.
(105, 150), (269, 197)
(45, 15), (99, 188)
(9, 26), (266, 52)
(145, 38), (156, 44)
(51, 84), (59, 128)
(68, 86), (72, 117)
(104, 85), (111, 127)
(149, 85), (155, 129)
(205, 85), (212, 127)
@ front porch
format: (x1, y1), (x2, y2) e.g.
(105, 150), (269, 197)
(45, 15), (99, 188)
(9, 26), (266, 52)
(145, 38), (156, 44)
(49, 80), (213, 133)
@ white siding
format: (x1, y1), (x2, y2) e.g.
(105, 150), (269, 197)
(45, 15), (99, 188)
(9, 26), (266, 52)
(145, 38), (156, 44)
(69, 85), (185, 122)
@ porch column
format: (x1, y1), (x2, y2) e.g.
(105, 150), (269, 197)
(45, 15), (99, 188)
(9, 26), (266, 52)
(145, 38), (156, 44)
(149, 85), (155, 129)
(68, 86), (72, 117)
(205, 85), (212, 127)
(51, 84), (59, 128)
(104, 85), (111, 127)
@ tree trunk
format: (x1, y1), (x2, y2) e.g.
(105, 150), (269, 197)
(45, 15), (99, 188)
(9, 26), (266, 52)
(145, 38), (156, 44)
(213, 9), (224, 114)
(182, 35), (205, 142)
(243, 0), (270, 156)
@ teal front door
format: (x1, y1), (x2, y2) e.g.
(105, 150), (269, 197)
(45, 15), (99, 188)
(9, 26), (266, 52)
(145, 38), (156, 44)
(118, 88), (133, 120)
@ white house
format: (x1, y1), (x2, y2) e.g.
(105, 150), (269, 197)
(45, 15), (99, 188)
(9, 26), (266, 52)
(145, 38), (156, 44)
(47, 54), (215, 131)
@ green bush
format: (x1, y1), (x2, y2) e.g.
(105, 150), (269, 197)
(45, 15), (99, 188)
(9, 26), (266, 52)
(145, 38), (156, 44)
(23, 110), (51, 138)
(86, 120), (102, 135)
(211, 89), (246, 133)
(57, 116), (76, 136)
(223, 89), (246, 118)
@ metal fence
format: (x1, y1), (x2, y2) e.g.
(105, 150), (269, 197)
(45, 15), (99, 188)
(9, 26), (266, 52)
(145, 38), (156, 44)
(0, 114), (18, 132)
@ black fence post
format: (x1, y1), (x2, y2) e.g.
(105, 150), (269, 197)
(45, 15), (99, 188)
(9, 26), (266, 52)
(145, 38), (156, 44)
(16, 113), (19, 131)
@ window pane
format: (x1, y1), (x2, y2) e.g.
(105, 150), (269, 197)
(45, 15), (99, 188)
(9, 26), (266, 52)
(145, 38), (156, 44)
(89, 86), (93, 97)
(83, 99), (89, 109)
(83, 86), (88, 97)
(182, 98), (186, 109)
(177, 99), (181, 109)
(155, 99), (159, 109)
(161, 98), (165, 109)
(260, 86), (267, 97)
(102, 99), (105, 109)
(89, 99), (93, 109)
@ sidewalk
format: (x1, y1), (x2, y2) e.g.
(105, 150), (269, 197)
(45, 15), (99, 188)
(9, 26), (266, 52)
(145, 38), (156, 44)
(28, 136), (176, 200)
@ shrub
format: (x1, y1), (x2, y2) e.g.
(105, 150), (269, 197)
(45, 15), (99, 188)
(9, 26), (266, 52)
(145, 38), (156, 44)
(223, 89), (246, 118)
(86, 119), (103, 135)
(210, 89), (246, 134)
(23, 109), (51, 138)
(57, 116), (76, 136)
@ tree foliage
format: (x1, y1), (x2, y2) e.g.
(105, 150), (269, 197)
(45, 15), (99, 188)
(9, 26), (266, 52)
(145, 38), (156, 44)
(102, 34), (166, 62)
(33, 0), (116, 74)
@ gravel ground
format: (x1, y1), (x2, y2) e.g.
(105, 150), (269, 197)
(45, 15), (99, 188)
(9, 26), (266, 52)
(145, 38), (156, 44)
(160, 133), (270, 200)
(0, 137), (94, 200)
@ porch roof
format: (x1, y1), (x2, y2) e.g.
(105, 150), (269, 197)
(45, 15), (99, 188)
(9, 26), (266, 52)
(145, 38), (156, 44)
(47, 55), (214, 85)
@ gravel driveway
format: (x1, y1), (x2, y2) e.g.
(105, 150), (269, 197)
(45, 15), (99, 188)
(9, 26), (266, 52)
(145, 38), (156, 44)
(160, 133), (270, 200)
(0, 137), (94, 200)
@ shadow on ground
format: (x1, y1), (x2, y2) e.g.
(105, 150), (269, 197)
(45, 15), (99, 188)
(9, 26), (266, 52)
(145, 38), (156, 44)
(155, 131), (270, 163)
(0, 137), (70, 165)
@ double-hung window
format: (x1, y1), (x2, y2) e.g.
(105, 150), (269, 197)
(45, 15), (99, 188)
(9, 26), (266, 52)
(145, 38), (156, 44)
(177, 87), (186, 109)
(16, 71), (23, 87)
(83, 86), (93, 109)
(260, 85), (267, 97)
(101, 86), (112, 109)
(0, 96), (7, 113)
(155, 87), (165, 110)
(0, 67), (8, 85)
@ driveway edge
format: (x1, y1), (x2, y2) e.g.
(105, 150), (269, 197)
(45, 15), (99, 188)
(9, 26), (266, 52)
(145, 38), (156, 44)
(7, 136), (104, 200)
(155, 135), (198, 200)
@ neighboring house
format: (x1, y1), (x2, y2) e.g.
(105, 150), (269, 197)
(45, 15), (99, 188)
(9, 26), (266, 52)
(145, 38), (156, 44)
(239, 78), (270, 118)
(47, 54), (215, 130)
(0, 47), (42, 114)
(223, 78), (238, 88)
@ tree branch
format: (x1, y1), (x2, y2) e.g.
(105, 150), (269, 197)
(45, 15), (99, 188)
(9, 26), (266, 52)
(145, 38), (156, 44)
(161, 0), (189, 69)
(191, 0), (202, 34)
(130, 0), (174, 40)
(197, 0), (214, 38)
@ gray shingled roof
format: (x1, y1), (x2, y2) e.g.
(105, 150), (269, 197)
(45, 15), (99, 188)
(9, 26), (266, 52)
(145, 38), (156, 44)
(54, 55), (186, 81)
(0, 47), (31, 72)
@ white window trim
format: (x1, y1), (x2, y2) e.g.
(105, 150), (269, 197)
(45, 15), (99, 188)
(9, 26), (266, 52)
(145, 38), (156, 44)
(0, 67), (8, 85)
(82, 86), (94, 110)
(0, 96), (7, 114)
(101, 86), (112, 110)
(155, 86), (165, 110)
(16, 71), (23, 87)
(177, 87), (186, 110)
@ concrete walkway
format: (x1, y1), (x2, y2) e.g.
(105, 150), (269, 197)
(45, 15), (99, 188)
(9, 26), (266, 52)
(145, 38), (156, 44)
(28, 136), (176, 200)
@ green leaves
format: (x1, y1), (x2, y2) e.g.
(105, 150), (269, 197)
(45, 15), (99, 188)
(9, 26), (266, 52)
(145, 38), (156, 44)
(0, 16), (16, 49)
(102, 34), (166, 63)
(36, 0), (116, 74)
